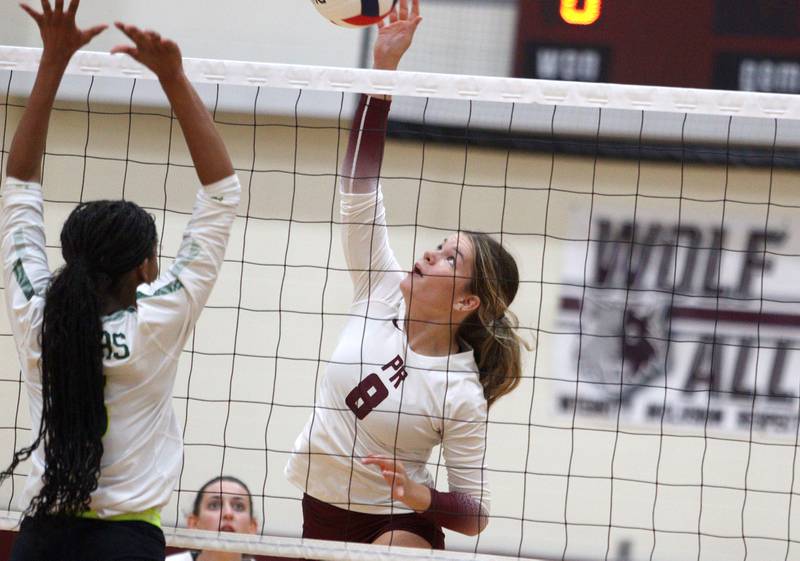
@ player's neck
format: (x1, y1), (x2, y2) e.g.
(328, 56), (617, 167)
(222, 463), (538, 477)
(404, 314), (460, 357)
(100, 273), (139, 315)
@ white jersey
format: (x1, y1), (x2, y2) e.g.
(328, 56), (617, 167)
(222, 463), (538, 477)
(1, 175), (241, 519)
(286, 188), (491, 515)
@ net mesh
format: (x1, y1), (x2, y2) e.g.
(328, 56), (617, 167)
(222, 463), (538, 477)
(0, 49), (799, 561)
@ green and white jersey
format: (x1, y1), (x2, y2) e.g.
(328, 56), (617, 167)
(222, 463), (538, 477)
(1, 175), (241, 519)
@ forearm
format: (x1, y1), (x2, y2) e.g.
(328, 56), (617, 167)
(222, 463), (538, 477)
(159, 73), (234, 186)
(6, 58), (69, 182)
(421, 488), (488, 536)
(401, 478), (487, 536)
(342, 94), (390, 194)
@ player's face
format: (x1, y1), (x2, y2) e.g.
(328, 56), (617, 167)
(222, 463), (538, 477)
(400, 233), (477, 315)
(188, 480), (257, 534)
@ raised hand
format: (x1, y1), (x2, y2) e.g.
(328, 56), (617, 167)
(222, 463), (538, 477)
(111, 23), (183, 83)
(20, 0), (107, 66)
(362, 454), (432, 511)
(373, 0), (422, 71)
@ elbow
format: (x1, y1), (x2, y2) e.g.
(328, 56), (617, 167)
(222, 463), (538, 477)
(461, 510), (489, 537)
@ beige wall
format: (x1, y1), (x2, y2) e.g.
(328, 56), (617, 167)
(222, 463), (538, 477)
(1, 92), (799, 561)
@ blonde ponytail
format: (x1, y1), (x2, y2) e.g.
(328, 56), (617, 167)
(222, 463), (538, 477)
(457, 233), (530, 408)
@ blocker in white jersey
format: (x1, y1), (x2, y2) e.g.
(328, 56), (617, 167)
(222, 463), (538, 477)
(2, 173), (240, 518)
(0, 4), (241, 561)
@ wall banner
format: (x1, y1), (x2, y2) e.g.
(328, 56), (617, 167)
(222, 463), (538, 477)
(554, 212), (800, 437)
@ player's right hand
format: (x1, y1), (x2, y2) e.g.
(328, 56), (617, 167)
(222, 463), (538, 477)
(21, 0), (107, 66)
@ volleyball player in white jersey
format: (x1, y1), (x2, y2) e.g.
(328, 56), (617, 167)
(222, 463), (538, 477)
(0, 2), (240, 559)
(286, 0), (526, 549)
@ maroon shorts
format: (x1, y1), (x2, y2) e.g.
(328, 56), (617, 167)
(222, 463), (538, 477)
(302, 494), (445, 549)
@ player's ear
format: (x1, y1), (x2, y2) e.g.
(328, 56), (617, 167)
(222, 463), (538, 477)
(135, 253), (157, 284)
(455, 294), (480, 313)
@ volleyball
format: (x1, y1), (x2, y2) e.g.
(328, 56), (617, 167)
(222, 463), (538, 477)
(310, 0), (398, 28)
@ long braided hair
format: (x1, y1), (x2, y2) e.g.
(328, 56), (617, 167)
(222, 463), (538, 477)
(457, 232), (529, 408)
(0, 199), (157, 517)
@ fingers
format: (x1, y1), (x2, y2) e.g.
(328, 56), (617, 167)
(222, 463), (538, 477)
(115, 22), (144, 44)
(362, 455), (394, 469)
(115, 22), (155, 48)
(83, 24), (108, 42)
(380, 470), (405, 497)
(115, 22), (168, 50)
(110, 45), (138, 59)
(362, 455), (406, 473)
(66, 0), (79, 19)
(398, 0), (408, 19)
(40, 0), (51, 17)
(54, 0), (63, 14)
(20, 3), (44, 25)
(363, 456), (409, 499)
(411, 0), (419, 18)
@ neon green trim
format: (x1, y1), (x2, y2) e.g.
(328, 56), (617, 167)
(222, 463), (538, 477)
(79, 507), (161, 528)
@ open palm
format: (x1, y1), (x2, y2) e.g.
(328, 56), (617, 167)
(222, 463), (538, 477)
(373, 0), (422, 71)
(21, 0), (106, 64)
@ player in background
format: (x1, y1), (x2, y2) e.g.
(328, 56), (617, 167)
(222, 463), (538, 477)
(0, 2), (240, 559)
(285, 0), (528, 549)
(166, 476), (260, 561)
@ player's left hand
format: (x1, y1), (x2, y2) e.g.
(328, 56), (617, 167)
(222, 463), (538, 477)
(362, 454), (432, 512)
(21, 0), (107, 66)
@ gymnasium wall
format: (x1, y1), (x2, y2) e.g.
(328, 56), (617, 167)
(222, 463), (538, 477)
(1, 90), (799, 560)
(0, 0), (366, 67)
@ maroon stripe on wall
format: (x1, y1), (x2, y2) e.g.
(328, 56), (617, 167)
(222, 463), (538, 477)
(560, 297), (800, 327)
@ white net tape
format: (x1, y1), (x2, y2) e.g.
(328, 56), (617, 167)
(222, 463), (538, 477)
(0, 511), (541, 561)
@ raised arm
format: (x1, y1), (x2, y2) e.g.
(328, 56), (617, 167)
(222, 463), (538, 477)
(342, 0), (421, 194)
(111, 23), (234, 185)
(109, 25), (240, 335)
(6, 0), (106, 182)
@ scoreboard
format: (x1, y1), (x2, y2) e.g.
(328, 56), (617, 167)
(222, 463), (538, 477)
(515, 0), (800, 93)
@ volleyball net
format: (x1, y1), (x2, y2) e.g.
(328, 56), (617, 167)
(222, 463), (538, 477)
(1, 46), (800, 561)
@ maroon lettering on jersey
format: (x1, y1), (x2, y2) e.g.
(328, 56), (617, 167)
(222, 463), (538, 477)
(382, 354), (404, 372)
(389, 367), (408, 388)
(345, 373), (389, 420)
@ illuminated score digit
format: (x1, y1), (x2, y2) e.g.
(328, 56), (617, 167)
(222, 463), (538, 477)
(560, 0), (602, 26)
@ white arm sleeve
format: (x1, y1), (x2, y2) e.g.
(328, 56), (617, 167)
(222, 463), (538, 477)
(137, 174), (241, 346)
(1, 178), (51, 356)
(340, 186), (404, 305)
(441, 393), (492, 515)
